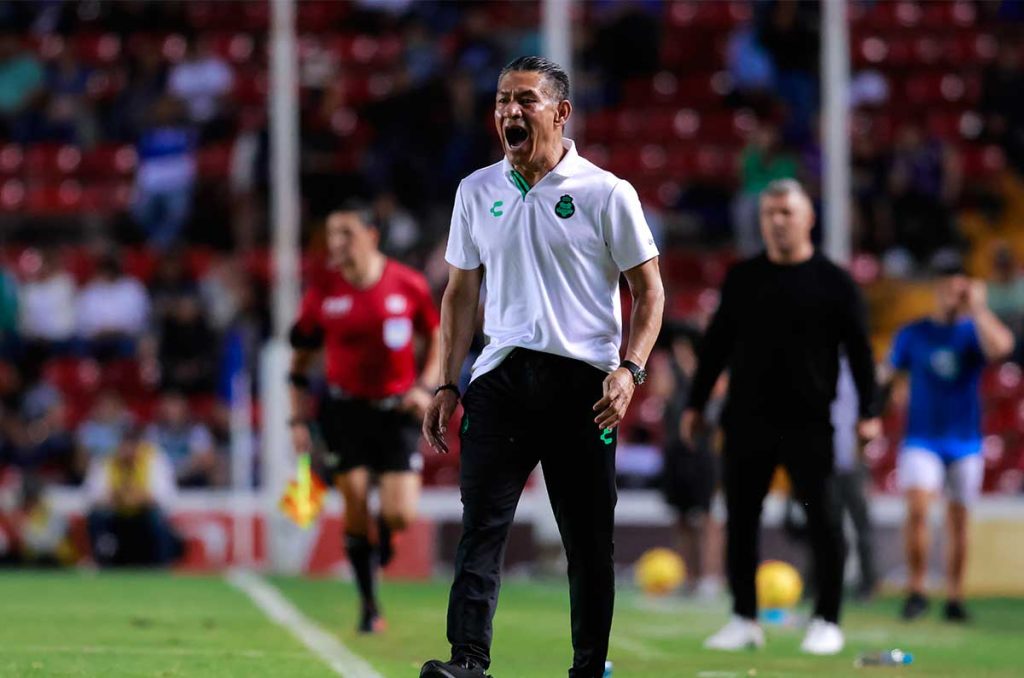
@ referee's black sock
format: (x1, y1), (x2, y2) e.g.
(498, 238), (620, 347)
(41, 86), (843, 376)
(344, 532), (378, 617)
(376, 514), (394, 568)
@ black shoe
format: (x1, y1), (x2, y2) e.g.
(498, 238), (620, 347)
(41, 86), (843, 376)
(901, 592), (930, 621)
(358, 607), (386, 634)
(944, 599), (971, 623)
(420, 658), (493, 678)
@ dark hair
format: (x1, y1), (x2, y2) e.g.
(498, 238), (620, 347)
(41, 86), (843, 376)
(498, 56), (570, 101)
(329, 200), (377, 230)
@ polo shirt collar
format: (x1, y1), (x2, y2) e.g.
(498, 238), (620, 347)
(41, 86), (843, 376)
(502, 138), (582, 190)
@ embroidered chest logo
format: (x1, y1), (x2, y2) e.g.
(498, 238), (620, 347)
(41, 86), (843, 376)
(554, 194), (575, 219)
(490, 200), (504, 217)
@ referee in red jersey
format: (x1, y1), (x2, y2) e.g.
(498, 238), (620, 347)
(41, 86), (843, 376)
(289, 205), (440, 633)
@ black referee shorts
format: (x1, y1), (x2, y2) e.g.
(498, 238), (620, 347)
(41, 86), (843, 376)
(315, 393), (423, 480)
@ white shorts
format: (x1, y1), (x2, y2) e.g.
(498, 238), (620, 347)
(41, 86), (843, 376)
(897, 447), (984, 506)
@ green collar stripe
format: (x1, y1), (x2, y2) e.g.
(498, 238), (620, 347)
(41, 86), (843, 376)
(510, 170), (530, 199)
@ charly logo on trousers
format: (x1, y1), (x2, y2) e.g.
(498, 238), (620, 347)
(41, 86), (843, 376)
(554, 194), (575, 219)
(600, 428), (614, 445)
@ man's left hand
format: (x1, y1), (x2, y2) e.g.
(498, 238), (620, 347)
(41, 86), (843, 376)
(593, 367), (636, 430)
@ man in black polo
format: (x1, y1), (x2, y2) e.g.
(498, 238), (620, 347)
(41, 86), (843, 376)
(683, 179), (880, 655)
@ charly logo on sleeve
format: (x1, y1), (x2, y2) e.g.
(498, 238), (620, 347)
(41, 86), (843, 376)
(554, 194), (575, 219)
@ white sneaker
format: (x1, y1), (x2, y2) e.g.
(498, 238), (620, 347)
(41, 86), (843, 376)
(800, 617), (845, 655)
(703, 616), (766, 651)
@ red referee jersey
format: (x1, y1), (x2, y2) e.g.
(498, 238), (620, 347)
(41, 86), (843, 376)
(294, 259), (439, 399)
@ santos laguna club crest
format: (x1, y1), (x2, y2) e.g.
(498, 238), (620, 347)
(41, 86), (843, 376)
(554, 194), (575, 218)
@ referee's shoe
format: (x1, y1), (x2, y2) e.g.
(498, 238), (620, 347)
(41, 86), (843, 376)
(420, 658), (492, 678)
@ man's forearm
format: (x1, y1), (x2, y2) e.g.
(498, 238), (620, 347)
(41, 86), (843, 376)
(439, 285), (479, 386)
(974, 307), (1015, 361)
(624, 286), (664, 368)
(419, 328), (442, 387)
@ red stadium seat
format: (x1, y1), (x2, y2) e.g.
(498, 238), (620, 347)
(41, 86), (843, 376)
(0, 144), (22, 176)
(74, 33), (122, 65)
(24, 145), (81, 178)
(24, 181), (83, 216)
(80, 145), (137, 178)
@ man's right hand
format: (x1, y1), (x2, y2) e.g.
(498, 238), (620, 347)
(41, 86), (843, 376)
(290, 420), (312, 455)
(680, 408), (706, 447)
(423, 390), (460, 454)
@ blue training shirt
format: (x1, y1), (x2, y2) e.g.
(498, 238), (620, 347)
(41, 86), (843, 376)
(890, 318), (986, 461)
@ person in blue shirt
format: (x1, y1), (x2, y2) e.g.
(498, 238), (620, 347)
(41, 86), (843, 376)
(888, 260), (1014, 622)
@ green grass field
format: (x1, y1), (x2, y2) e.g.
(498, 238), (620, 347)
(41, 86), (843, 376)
(1, 571), (1023, 677)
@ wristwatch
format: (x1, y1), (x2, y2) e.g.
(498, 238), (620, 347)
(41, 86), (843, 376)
(620, 360), (647, 385)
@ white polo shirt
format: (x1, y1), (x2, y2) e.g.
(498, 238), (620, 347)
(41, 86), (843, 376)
(445, 139), (659, 381)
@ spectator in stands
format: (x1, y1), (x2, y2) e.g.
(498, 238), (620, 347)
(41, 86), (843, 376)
(726, 23), (776, 112)
(132, 97), (197, 251)
(75, 390), (133, 469)
(0, 258), (17, 360)
(733, 123), (800, 256)
(84, 424), (179, 567)
(40, 44), (95, 144)
(980, 43), (1024, 174)
(149, 250), (198, 327)
(588, 2), (661, 104)
(0, 32), (44, 142)
(757, 1), (819, 143)
(18, 248), (76, 363)
(8, 378), (75, 484)
(11, 474), (73, 565)
(888, 124), (961, 265)
(168, 36), (234, 142)
(158, 292), (215, 394)
(145, 390), (218, 488)
(108, 40), (167, 141)
(75, 254), (150, 359)
(851, 125), (892, 255)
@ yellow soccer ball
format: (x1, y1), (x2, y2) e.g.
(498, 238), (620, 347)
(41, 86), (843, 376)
(757, 560), (803, 609)
(634, 548), (686, 596)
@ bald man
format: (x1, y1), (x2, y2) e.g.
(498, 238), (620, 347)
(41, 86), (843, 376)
(683, 179), (880, 655)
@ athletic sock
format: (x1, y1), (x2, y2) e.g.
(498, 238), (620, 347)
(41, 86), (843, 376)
(377, 514), (394, 568)
(344, 532), (378, 616)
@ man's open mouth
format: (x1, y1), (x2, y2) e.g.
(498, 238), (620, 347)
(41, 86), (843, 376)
(504, 125), (529, 150)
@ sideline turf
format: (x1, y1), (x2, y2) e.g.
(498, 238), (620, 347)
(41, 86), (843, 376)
(273, 577), (1024, 678)
(0, 571), (332, 677)
(2, 571), (1023, 677)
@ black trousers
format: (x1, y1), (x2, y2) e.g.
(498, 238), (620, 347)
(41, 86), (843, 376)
(447, 349), (617, 678)
(722, 423), (845, 623)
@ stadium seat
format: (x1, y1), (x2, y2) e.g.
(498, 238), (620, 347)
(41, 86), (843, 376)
(74, 33), (122, 65)
(80, 145), (137, 178)
(24, 146), (81, 179)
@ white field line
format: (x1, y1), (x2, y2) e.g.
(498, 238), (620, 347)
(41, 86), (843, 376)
(227, 570), (384, 678)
